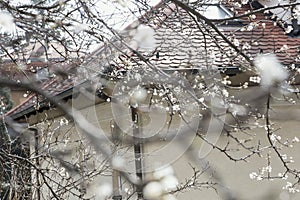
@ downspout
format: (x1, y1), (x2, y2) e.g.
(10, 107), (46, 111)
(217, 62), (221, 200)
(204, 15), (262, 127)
(291, 1), (300, 36)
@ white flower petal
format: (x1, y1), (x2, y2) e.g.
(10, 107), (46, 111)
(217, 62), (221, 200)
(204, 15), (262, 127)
(160, 175), (179, 191)
(0, 11), (14, 33)
(153, 165), (174, 179)
(143, 181), (163, 199)
(254, 53), (288, 87)
(133, 25), (157, 51)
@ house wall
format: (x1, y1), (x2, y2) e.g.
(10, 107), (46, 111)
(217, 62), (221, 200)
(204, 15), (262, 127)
(26, 86), (300, 200)
(10, 90), (28, 107)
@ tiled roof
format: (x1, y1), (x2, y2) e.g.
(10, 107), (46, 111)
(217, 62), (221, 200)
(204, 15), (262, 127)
(6, 61), (78, 119)
(223, 3), (300, 66)
(7, 1), (300, 119)
(145, 4), (248, 68)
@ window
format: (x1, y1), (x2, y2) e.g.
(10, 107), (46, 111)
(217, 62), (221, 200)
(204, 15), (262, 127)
(200, 4), (233, 20)
(190, 1), (240, 25)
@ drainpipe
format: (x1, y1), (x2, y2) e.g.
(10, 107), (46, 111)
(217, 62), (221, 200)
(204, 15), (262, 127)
(131, 107), (144, 200)
(111, 121), (122, 200)
(291, 2), (300, 36)
(28, 127), (41, 200)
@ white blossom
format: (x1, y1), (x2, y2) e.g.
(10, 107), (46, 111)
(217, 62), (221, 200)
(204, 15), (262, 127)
(143, 181), (163, 199)
(241, 0), (249, 4)
(292, 137), (300, 143)
(247, 24), (254, 31)
(249, 14), (256, 20)
(222, 89), (229, 97)
(0, 11), (14, 33)
(198, 97), (204, 103)
(270, 134), (282, 142)
(288, 188), (300, 193)
(249, 172), (258, 180)
(254, 53), (288, 87)
(233, 38), (240, 47)
(96, 183), (113, 199)
(71, 23), (89, 33)
(242, 42), (251, 50)
(172, 104), (180, 112)
(58, 167), (69, 177)
(282, 181), (300, 193)
(134, 73), (142, 81)
(131, 87), (147, 102)
(284, 181), (293, 189)
(153, 165), (174, 179)
(282, 174), (288, 180)
(112, 156), (125, 170)
(256, 175), (263, 181)
(265, 165), (272, 173)
(285, 25), (293, 34)
(124, 187), (131, 194)
(228, 103), (247, 116)
(249, 76), (261, 83)
(277, 135), (282, 140)
(160, 175), (179, 191)
(282, 154), (288, 160)
(280, 44), (289, 51)
(59, 118), (69, 126)
(133, 25), (157, 51)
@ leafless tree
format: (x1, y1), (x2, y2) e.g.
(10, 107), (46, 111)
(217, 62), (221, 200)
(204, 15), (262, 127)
(1, 0), (300, 199)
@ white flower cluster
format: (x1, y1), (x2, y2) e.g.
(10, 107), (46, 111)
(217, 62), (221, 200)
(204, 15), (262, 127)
(292, 136), (300, 143)
(242, 42), (251, 50)
(0, 11), (14, 33)
(111, 156), (125, 170)
(283, 182), (300, 193)
(285, 25), (293, 34)
(279, 44), (289, 51)
(58, 167), (69, 178)
(221, 76), (232, 85)
(131, 87), (148, 102)
(71, 23), (89, 33)
(133, 25), (157, 51)
(232, 38), (240, 47)
(241, 0), (249, 5)
(143, 165), (179, 200)
(249, 172), (263, 181)
(59, 118), (69, 126)
(222, 89), (229, 97)
(228, 103), (247, 116)
(249, 76), (261, 83)
(172, 104), (180, 112)
(129, 86), (148, 107)
(254, 53), (288, 87)
(249, 165), (272, 181)
(270, 133), (281, 142)
(95, 183), (113, 200)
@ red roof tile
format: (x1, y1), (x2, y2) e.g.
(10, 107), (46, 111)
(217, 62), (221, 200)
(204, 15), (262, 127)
(222, 3), (300, 65)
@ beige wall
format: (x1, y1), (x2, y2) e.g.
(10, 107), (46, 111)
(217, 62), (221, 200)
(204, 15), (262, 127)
(27, 91), (300, 199)
(10, 90), (28, 108)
